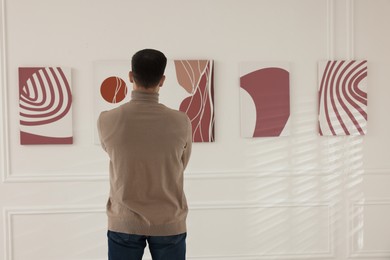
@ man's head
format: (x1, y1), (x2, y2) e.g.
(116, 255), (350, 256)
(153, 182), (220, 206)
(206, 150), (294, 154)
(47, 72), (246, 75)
(130, 49), (167, 90)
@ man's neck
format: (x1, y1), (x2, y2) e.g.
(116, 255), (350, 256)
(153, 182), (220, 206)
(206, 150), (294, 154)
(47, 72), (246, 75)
(133, 85), (159, 94)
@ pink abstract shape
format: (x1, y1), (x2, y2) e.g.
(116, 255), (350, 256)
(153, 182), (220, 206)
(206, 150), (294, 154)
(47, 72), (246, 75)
(174, 60), (209, 94)
(318, 60), (368, 136)
(19, 67), (72, 144)
(240, 68), (290, 137)
(175, 60), (214, 142)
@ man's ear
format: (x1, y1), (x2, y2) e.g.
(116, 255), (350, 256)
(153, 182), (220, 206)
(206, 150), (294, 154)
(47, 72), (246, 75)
(129, 71), (134, 83)
(159, 75), (166, 87)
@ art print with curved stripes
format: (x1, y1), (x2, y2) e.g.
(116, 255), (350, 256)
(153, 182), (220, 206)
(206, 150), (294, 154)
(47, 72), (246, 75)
(19, 67), (73, 144)
(318, 60), (368, 136)
(239, 62), (290, 137)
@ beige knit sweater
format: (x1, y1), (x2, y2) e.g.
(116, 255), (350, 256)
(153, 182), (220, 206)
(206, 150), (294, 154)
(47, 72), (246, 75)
(97, 90), (192, 236)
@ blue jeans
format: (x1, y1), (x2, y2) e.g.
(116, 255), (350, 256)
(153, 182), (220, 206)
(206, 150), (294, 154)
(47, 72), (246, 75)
(108, 230), (186, 260)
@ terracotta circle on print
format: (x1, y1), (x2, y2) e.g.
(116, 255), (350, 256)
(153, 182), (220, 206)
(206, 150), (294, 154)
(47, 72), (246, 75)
(100, 76), (128, 103)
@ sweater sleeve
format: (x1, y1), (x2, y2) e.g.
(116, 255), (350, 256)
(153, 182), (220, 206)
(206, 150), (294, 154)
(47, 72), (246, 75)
(181, 116), (192, 170)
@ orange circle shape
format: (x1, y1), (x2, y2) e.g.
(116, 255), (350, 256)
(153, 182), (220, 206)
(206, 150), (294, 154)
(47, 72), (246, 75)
(100, 76), (128, 103)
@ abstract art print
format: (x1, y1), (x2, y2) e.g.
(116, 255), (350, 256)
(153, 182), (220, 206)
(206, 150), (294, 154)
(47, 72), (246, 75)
(19, 67), (73, 145)
(162, 60), (214, 142)
(239, 62), (290, 137)
(94, 60), (214, 143)
(318, 60), (368, 136)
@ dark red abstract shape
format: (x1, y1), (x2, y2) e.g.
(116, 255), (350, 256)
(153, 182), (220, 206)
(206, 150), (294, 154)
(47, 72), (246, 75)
(240, 68), (290, 137)
(20, 131), (73, 145)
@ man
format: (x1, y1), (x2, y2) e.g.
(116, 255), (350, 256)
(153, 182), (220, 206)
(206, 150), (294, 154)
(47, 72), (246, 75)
(97, 49), (192, 260)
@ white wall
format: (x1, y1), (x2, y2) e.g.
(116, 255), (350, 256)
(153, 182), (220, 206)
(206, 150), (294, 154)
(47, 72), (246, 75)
(1, 0), (390, 259)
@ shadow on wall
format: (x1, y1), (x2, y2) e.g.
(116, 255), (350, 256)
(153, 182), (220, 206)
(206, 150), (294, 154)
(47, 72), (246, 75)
(232, 98), (365, 257)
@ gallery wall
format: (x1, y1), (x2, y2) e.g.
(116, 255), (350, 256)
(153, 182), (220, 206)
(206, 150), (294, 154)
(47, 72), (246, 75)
(1, 0), (390, 259)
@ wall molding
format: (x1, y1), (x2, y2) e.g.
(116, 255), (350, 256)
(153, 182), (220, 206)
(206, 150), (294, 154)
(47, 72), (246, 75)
(0, 0), (10, 184)
(3, 201), (334, 260)
(2, 168), (389, 183)
(348, 199), (390, 258)
(3, 205), (105, 260)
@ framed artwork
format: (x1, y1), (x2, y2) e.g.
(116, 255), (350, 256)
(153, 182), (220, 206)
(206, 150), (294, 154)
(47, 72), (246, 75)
(19, 67), (73, 144)
(94, 59), (214, 143)
(239, 62), (290, 137)
(318, 60), (368, 136)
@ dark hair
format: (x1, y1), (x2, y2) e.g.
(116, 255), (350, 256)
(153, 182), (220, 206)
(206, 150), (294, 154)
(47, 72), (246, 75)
(131, 49), (167, 88)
